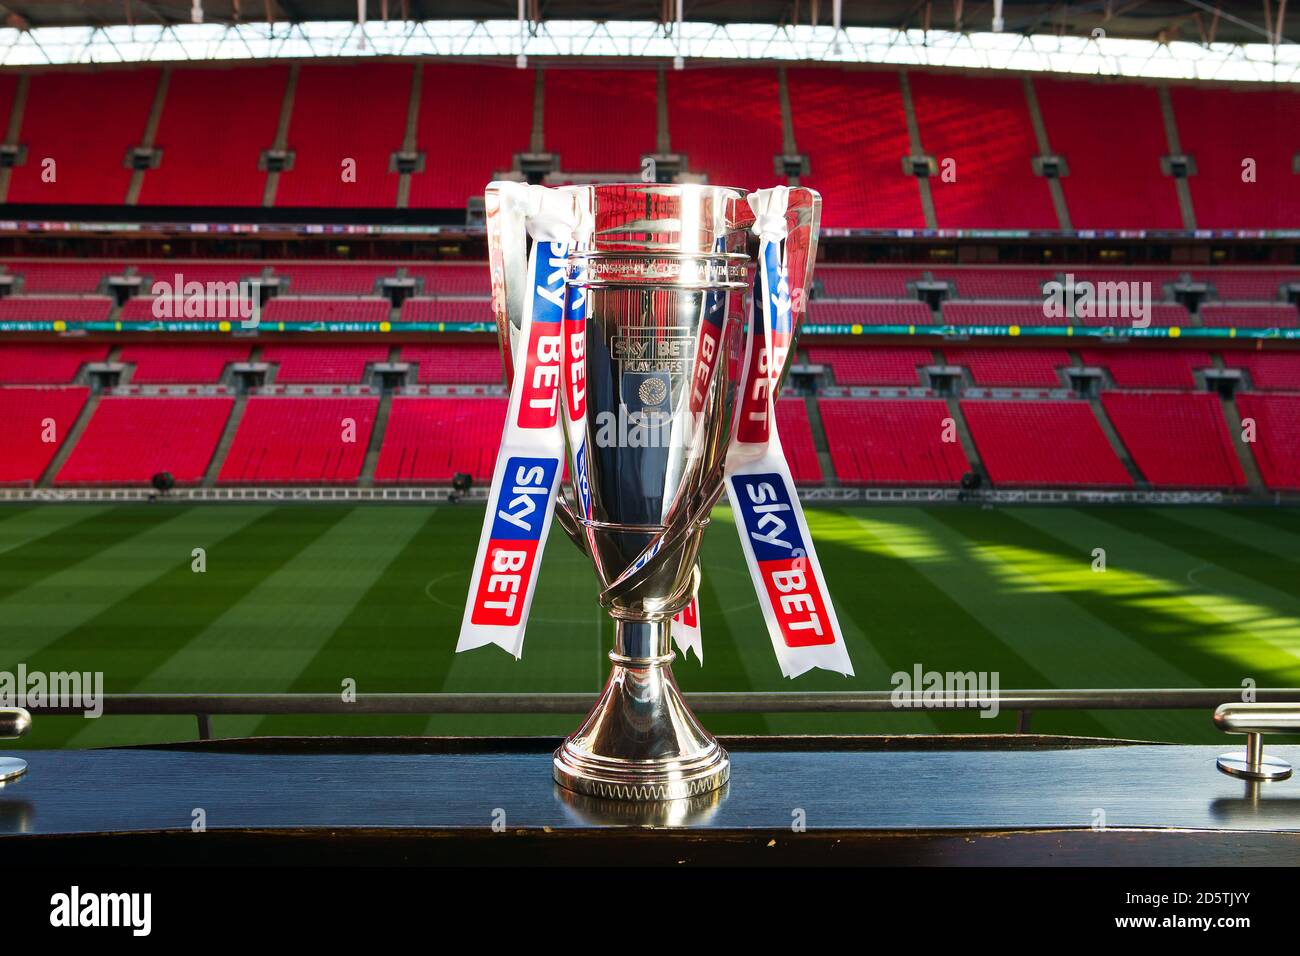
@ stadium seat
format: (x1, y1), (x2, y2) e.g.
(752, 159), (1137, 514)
(0, 386), (88, 485)
(804, 346), (933, 387)
(260, 343), (390, 383)
(811, 300), (933, 326)
(1199, 304), (1299, 329)
(1076, 303), (1189, 328)
(1197, 270), (1299, 301)
(138, 65), (289, 206)
(1236, 394), (1300, 490)
(261, 298), (391, 326)
(6, 262), (120, 294)
(219, 396), (378, 484)
(7, 70), (159, 205)
(1079, 349), (1213, 389)
(397, 299), (491, 325)
(0, 343), (108, 383)
(945, 348), (1072, 388)
(274, 63), (410, 208)
(56, 396), (233, 486)
(400, 343), (503, 384)
(787, 69), (924, 229)
(406, 264), (491, 297)
(933, 269), (1054, 299)
(375, 397), (506, 484)
(1222, 352), (1300, 390)
(940, 302), (1059, 327)
(1101, 391), (1245, 489)
(544, 69), (657, 173)
(408, 65), (534, 209)
(819, 399), (970, 485)
(776, 398), (823, 484)
(960, 400), (1132, 487)
(119, 343), (250, 384)
(666, 68), (783, 191)
(1035, 78), (1183, 230)
(910, 72), (1057, 230)
(270, 264), (396, 295)
(0, 297), (113, 324)
(816, 267), (921, 299)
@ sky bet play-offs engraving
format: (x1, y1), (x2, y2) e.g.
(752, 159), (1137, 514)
(471, 456), (560, 627)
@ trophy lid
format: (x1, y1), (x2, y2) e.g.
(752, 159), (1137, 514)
(559, 183), (753, 255)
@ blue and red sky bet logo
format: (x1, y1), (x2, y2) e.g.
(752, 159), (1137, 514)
(471, 456), (558, 627)
(517, 241), (568, 431)
(731, 473), (834, 649)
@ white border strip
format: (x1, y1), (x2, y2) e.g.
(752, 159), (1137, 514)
(0, 20), (1295, 83)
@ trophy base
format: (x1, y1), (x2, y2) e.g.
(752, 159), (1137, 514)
(554, 629), (729, 801)
(0, 757), (27, 785)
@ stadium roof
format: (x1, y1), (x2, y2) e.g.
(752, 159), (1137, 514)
(0, 1), (1289, 46)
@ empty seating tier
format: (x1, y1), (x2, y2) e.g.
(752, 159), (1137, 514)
(819, 399), (970, 485)
(261, 298), (391, 326)
(1236, 394), (1300, 491)
(1199, 304), (1298, 329)
(56, 396), (233, 486)
(375, 397), (505, 484)
(940, 302), (1059, 327)
(0, 297), (113, 325)
(397, 299), (490, 325)
(0, 387), (88, 485)
(1080, 349), (1213, 389)
(219, 397), (378, 484)
(400, 343), (503, 384)
(260, 343), (390, 383)
(6, 262), (120, 294)
(945, 348), (1071, 388)
(776, 398), (822, 484)
(1223, 352), (1300, 391)
(812, 301), (933, 326)
(270, 264), (395, 295)
(545, 70), (657, 173)
(119, 343), (250, 384)
(0, 343), (108, 383)
(805, 346), (932, 387)
(816, 267), (920, 298)
(1101, 392), (1245, 489)
(934, 269), (1053, 299)
(666, 68), (783, 191)
(960, 400), (1131, 487)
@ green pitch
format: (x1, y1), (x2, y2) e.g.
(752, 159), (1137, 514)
(1, 502), (1298, 750)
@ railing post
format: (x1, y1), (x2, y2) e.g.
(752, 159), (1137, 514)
(1016, 709), (1032, 734)
(197, 714), (212, 741)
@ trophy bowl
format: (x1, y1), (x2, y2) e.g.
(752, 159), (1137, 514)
(484, 182), (821, 800)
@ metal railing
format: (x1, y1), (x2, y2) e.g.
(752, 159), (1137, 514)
(18, 688), (1300, 740)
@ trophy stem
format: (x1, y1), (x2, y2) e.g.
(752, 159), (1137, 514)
(553, 620), (730, 801)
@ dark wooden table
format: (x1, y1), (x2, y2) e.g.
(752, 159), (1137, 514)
(2, 736), (1298, 865)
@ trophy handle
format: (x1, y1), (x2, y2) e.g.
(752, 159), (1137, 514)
(484, 180), (588, 555)
(777, 186), (821, 397)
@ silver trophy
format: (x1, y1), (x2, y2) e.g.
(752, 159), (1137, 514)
(487, 182), (821, 800)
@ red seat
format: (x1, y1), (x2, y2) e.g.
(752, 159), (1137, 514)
(218, 397), (377, 484)
(961, 400), (1131, 487)
(1236, 394), (1300, 490)
(375, 397), (506, 484)
(0, 387), (88, 485)
(1102, 392), (1245, 489)
(819, 399), (969, 485)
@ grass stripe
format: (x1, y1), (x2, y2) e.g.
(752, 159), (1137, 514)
(0, 505), (112, 556)
(1160, 508), (1300, 564)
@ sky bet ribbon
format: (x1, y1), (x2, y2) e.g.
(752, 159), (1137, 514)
(723, 187), (854, 679)
(458, 184), (576, 657)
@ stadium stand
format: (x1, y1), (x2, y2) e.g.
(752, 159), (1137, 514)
(1171, 86), (1300, 230)
(940, 301), (1058, 327)
(5, 261), (118, 293)
(397, 299), (490, 324)
(0, 386), (88, 485)
(55, 396), (233, 486)
(1035, 78), (1183, 230)
(408, 64), (534, 209)
(0, 297), (113, 324)
(786, 69), (924, 230)
(219, 396), (378, 484)
(1197, 269), (1299, 301)
(1222, 352), (1300, 390)
(909, 72), (1057, 230)
(812, 300), (933, 326)
(804, 346), (932, 386)
(274, 63), (410, 208)
(135, 260), (265, 289)
(1236, 394), (1300, 490)
(1199, 304), (1299, 328)
(545, 69), (657, 173)
(1079, 348), (1213, 389)
(375, 396), (506, 483)
(262, 298), (391, 326)
(776, 398), (823, 484)
(400, 343), (503, 384)
(406, 264), (491, 297)
(666, 68), (783, 191)
(934, 268), (1053, 299)
(817, 267), (920, 298)
(1101, 391), (1246, 489)
(120, 297), (254, 323)
(945, 348), (1072, 387)
(960, 400), (1132, 486)
(0, 343), (108, 383)
(119, 343), (250, 384)
(259, 343), (389, 383)
(1075, 303), (1189, 328)
(819, 398), (969, 484)
(270, 264), (394, 295)
(138, 65), (289, 206)
(6, 69), (158, 205)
